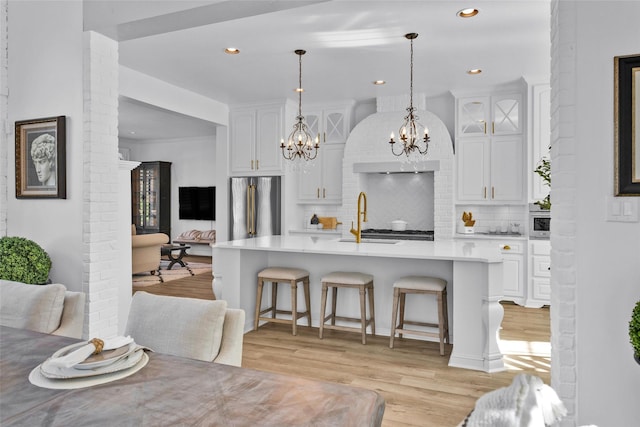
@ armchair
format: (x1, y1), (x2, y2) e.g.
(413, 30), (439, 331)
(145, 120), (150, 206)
(131, 225), (169, 274)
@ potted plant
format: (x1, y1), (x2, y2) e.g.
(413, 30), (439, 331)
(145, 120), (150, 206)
(534, 154), (551, 210)
(630, 300), (640, 365)
(0, 236), (52, 284)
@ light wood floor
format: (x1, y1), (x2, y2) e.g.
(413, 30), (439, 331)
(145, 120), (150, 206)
(135, 257), (551, 427)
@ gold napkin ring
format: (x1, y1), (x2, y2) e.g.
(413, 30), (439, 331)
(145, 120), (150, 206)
(90, 338), (104, 354)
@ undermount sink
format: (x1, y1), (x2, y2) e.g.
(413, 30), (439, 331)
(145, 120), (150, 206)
(338, 238), (400, 244)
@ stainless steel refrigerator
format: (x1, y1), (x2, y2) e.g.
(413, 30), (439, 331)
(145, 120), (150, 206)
(229, 176), (281, 240)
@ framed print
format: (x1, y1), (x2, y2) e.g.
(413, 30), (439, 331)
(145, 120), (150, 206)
(15, 116), (66, 199)
(614, 54), (640, 196)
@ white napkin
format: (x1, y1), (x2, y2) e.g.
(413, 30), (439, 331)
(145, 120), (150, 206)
(47, 336), (134, 369)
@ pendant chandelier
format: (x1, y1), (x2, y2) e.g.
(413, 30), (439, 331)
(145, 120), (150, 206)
(388, 33), (430, 157)
(281, 49), (319, 161)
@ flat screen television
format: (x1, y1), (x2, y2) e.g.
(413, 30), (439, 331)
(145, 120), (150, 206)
(179, 186), (215, 221)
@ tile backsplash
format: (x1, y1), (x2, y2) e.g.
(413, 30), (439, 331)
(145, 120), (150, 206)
(363, 173), (434, 230)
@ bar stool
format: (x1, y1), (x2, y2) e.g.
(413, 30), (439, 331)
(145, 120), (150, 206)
(254, 267), (311, 336)
(319, 271), (375, 344)
(389, 275), (449, 356)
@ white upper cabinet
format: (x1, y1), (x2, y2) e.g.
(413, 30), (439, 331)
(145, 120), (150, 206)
(456, 136), (524, 202)
(457, 94), (522, 136)
(458, 97), (490, 136)
(297, 143), (344, 204)
(530, 84), (551, 202)
(230, 103), (285, 175)
(304, 103), (353, 145)
(455, 91), (525, 204)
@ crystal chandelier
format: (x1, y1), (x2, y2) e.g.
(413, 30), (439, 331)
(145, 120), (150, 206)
(281, 49), (319, 161)
(388, 33), (430, 157)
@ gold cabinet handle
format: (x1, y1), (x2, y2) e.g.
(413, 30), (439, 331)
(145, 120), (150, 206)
(492, 121), (495, 134)
(484, 122), (487, 134)
(256, 159), (259, 170)
(323, 188), (326, 198)
(323, 132), (326, 143)
(250, 160), (254, 170)
(483, 187), (487, 199)
(317, 188), (320, 198)
(503, 245), (511, 251)
(492, 186), (495, 199)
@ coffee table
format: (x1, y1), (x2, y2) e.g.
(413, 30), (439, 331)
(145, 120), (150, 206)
(161, 244), (191, 270)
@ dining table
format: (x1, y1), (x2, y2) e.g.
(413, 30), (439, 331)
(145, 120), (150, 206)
(0, 326), (385, 426)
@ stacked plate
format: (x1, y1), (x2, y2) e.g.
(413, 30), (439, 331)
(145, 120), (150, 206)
(40, 341), (145, 379)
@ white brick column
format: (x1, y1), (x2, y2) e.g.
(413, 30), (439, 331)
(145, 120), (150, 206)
(551, 0), (578, 423)
(82, 31), (119, 338)
(0, 0), (8, 237)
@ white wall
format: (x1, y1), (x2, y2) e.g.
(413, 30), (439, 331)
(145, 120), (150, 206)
(120, 136), (217, 244)
(552, 1), (640, 425)
(6, 1), (84, 289)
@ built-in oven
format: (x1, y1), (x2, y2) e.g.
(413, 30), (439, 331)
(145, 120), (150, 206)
(529, 204), (550, 238)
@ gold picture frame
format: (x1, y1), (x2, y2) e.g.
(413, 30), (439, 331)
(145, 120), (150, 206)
(614, 54), (640, 196)
(15, 116), (66, 199)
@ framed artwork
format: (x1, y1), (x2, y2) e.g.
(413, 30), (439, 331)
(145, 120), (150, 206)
(614, 54), (640, 196)
(15, 116), (66, 199)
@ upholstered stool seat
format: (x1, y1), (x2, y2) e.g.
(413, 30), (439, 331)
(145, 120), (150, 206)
(319, 271), (375, 344)
(390, 275), (449, 356)
(254, 267), (311, 336)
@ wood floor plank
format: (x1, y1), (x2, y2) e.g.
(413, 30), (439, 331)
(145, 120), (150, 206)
(133, 264), (550, 427)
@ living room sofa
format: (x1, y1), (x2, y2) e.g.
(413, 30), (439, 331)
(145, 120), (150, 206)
(173, 229), (216, 246)
(131, 225), (169, 274)
(0, 279), (85, 339)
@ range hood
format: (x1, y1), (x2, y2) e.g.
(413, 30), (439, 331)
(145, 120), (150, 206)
(352, 160), (440, 174)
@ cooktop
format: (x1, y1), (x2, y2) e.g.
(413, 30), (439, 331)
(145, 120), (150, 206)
(360, 229), (434, 241)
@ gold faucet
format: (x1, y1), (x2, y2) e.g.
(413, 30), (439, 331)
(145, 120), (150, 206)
(350, 191), (368, 243)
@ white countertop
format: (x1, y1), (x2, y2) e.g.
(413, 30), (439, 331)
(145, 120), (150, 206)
(454, 232), (527, 241)
(213, 235), (504, 263)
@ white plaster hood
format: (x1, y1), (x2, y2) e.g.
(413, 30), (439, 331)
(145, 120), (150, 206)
(340, 95), (455, 240)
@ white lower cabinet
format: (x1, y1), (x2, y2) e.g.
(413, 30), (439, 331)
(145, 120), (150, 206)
(497, 241), (526, 305)
(527, 240), (551, 307)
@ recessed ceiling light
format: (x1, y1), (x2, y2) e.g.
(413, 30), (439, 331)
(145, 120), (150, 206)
(129, 131), (136, 135)
(467, 69), (482, 75)
(373, 80), (386, 85)
(457, 8), (479, 18)
(224, 47), (240, 55)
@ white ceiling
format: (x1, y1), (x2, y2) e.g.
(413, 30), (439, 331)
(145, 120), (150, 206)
(85, 0), (551, 141)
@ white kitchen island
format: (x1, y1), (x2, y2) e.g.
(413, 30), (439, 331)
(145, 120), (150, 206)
(212, 235), (506, 373)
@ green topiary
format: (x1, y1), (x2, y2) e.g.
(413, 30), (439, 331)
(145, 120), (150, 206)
(0, 236), (52, 284)
(630, 301), (640, 361)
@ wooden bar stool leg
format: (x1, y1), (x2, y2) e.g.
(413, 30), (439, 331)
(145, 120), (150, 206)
(319, 282), (328, 339)
(291, 279), (298, 336)
(398, 291), (406, 338)
(254, 278), (264, 331)
(443, 288), (450, 344)
(367, 283), (375, 336)
(359, 286), (367, 344)
(437, 290), (445, 356)
(330, 286), (338, 326)
(303, 277), (312, 326)
(271, 281), (278, 319)
(390, 287), (400, 348)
